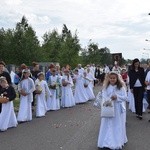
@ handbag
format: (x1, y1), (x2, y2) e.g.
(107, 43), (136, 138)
(101, 99), (115, 118)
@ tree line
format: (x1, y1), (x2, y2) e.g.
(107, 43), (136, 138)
(0, 16), (129, 68)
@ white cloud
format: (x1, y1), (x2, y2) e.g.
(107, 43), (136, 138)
(24, 14), (51, 26)
(1, 0), (150, 60)
(5, 0), (22, 5)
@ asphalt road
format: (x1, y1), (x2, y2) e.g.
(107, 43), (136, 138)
(0, 85), (150, 150)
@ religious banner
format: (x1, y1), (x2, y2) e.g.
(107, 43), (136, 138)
(111, 53), (122, 65)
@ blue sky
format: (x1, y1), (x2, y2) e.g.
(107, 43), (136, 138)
(1, 0), (150, 59)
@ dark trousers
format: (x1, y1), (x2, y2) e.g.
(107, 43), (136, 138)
(133, 87), (144, 116)
(146, 90), (150, 109)
(32, 92), (36, 106)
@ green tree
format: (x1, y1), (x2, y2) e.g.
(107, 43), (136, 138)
(0, 28), (14, 64)
(99, 47), (112, 65)
(87, 42), (100, 64)
(60, 25), (81, 67)
(42, 29), (61, 62)
(12, 16), (40, 65)
(0, 28), (7, 61)
(80, 47), (89, 66)
(0, 16), (130, 67)
(81, 41), (112, 66)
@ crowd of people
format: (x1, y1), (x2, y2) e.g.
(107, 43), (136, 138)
(1, 59), (150, 150)
(0, 61), (97, 132)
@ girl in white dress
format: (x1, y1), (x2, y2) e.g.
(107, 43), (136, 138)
(0, 77), (17, 131)
(97, 71), (128, 149)
(87, 68), (96, 88)
(35, 72), (51, 117)
(17, 69), (35, 122)
(73, 69), (88, 104)
(47, 69), (60, 111)
(83, 71), (95, 100)
(61, 69), (75, 108)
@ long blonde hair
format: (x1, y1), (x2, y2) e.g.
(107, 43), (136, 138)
(103, 71), (126, 90)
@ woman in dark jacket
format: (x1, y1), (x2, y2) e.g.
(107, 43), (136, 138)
(128, 58), (145, 120)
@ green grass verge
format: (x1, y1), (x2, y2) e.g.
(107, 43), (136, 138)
(13, 96), (20, 112)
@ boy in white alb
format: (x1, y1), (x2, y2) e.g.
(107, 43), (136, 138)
(47, 69), (60, 111)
